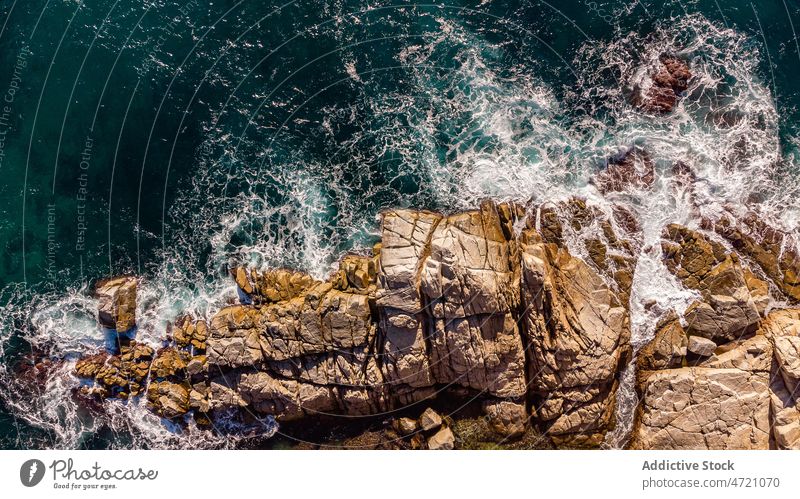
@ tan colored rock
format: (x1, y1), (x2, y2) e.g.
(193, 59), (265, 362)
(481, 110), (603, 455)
(419, 407), (443, 432)
(95, 276), (137, 332)
(632, 366), (770, 449)
(206, 306), (264, 368)
(521, 224), (629, 440)
(637, 313), (687, 371)
(427, 427), (455, 450)
(687, 336), (716, 357)
(482, 399), (527, 438)
(420, 200), (526, 398)
(174, 317), (209, 351)
(150, 348), (188, 379)
(662, 225), (760, 342)
(393, 417), (418, 436)
(769, 372), (800, 450)
(376, 209), (439, 392)
(146, 381), (190, 418)
(774, 336), (800, 393)
(74, 352), (109, 379)
(708, 211), (800, 302)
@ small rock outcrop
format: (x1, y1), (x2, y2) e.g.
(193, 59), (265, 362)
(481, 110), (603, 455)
(634, 56), (692, 114)
(96, 276), (137, 332)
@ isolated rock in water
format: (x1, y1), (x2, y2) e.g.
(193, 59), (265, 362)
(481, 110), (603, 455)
(707, 211), (800, 303)
(427, 427), (455, 450)
(419, 407), (443, 432)
(637, 312), (687, 371)
(520, 218), (630, 443)
(635, 56), (692, 114)
(592, 147), (655, 194)
(95, 276), (137, 332)
(687, 335), (717, 357)
(482, 399), (527, 438)
(661, 224), (760, 342)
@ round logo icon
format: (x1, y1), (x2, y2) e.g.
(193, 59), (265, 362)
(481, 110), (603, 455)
(20, 459), (45, 487)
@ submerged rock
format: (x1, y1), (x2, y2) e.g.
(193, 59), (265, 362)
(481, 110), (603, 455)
(634, 55), (692, 114)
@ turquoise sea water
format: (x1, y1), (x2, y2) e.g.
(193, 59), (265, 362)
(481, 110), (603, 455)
(1, 0), (800, 449)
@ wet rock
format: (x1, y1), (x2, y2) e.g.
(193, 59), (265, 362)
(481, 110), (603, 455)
(74, 352), (110, 379)
(146, 381), (190, 419)
(482, 399), (527, 439)
(708, 211), (800, 303)
(95, 276), (137, 332)
(635, 56), (692, 114)
(637, 312), (687, 371)
(687, 335), (717, 357)
(89, 341), (154, 398)
(521, 221), (630, 443)
(174, 317), (209, 351)
(592, 147), (655, 194)
(419, 407), (443, 432)
(661, 224), (760, 342)
(427, 427), (455, 450)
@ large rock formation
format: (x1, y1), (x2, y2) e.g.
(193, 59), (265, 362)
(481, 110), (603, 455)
(70, 201), (800, 450)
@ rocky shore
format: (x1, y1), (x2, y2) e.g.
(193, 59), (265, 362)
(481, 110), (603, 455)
(68, 194), (800, 450)
(64, 54), (800, 449)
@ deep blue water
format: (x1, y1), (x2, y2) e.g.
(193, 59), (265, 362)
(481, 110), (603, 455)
(1, 0), (800, 449)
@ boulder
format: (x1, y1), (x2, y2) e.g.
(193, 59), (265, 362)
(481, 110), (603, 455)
(707, 211), (800, 302)
(376, 209), (440, 393)
(146, 381), (190, 419)
(419, 407), (443, 432)
(174, 317), (209, 351)
(774, 336), (800, 393)
(637, 312), (687, 371)
(419, 201), (527, 399)
(687, 336), (716, 357)
(633, 335), (772, 449)
(632, 367), (770, 449)
(95, 276), (137, 332)
(393, 417), (418, 436)
(482, 399), (527, 438)
(427, 427), (455, 450)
